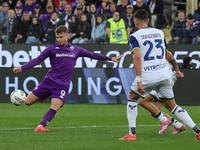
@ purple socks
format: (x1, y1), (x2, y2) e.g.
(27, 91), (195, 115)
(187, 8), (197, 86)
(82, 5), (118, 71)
(40, 109), (57, 127)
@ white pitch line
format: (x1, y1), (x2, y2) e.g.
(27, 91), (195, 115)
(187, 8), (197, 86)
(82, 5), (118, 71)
(0, 123), (199, 131)
(0, 124), (158, 131)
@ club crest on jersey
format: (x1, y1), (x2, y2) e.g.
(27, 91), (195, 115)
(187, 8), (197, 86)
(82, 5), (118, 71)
(70, 46), (74, 50)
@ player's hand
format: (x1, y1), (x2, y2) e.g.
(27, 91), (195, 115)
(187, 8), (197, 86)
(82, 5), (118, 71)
(13, 67), (22, 73)
(111, 54), (123, 63)
(176, 71), (184, 79)
(137, 82), (146, 95)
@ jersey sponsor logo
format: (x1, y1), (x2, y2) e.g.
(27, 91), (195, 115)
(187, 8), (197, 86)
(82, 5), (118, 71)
(143, 63), (167, 71)
(55, 47), (59, 49)
(56, 53), (75, 58)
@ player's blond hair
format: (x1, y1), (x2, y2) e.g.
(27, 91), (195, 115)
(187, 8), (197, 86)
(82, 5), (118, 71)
(55, 25), (68, 34)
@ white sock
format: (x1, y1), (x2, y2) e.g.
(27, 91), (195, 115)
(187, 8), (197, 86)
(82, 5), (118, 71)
(172, 105), (196, 129)
(156, 111), (168, 122)
(127, 101), (137, 135)
(171, 118), (183, 128)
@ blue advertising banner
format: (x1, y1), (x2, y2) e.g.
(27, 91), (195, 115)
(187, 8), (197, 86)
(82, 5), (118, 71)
(2, 68), (136, 104)
(1, 44), (200, 105)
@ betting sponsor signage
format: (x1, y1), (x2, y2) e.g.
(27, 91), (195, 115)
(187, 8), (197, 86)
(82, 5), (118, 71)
(0, 44), (200, 104)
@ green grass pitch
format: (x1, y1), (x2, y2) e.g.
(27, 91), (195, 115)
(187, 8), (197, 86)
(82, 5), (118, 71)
(0, 103), (200, 150)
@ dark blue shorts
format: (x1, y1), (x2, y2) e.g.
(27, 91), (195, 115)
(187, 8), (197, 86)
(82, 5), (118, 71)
(32, 78), (68, 104)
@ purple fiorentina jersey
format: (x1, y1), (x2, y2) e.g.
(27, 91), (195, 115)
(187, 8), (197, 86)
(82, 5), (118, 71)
(22, 42), (111, 89)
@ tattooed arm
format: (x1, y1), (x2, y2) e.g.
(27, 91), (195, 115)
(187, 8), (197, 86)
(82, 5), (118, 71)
(165, 50), (184, 78)
(166, 50), (178, 71)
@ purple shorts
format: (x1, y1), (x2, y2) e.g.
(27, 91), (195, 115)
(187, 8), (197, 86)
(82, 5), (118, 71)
(32, 78), (68, 104)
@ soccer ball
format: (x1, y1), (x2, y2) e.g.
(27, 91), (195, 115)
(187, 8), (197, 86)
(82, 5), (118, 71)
(10, 89), (27, 105)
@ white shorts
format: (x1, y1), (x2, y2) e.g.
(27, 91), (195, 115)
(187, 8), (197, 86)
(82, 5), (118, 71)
(131, 77), (174, 99)
(150, 77), (176, 100)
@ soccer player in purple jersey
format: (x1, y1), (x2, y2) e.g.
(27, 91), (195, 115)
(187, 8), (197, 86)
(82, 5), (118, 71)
(13, 25), (123, 132)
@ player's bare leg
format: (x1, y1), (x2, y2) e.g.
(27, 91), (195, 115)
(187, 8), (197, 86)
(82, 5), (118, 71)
(163, 99), (200, 139)
(151, 101), (171, 119)
(152, 101), (186, 134)
(139, 95), (171, 134)
(25, 92), (40, 105)
(34, 98), (63, 132)
(50, 98), (64, 111)
(139, 95), (162, 115)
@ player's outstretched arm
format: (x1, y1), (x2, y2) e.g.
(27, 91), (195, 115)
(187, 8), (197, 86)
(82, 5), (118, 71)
(86, 51), (123, 62)
(111, 55), (123, 63)
(14, 58), (43, 73)
(13, 67), (22, 73)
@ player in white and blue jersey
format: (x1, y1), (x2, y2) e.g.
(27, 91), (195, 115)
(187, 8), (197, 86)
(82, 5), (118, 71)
(119, 9), (200, 140)
(149, 51), (185, 134)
